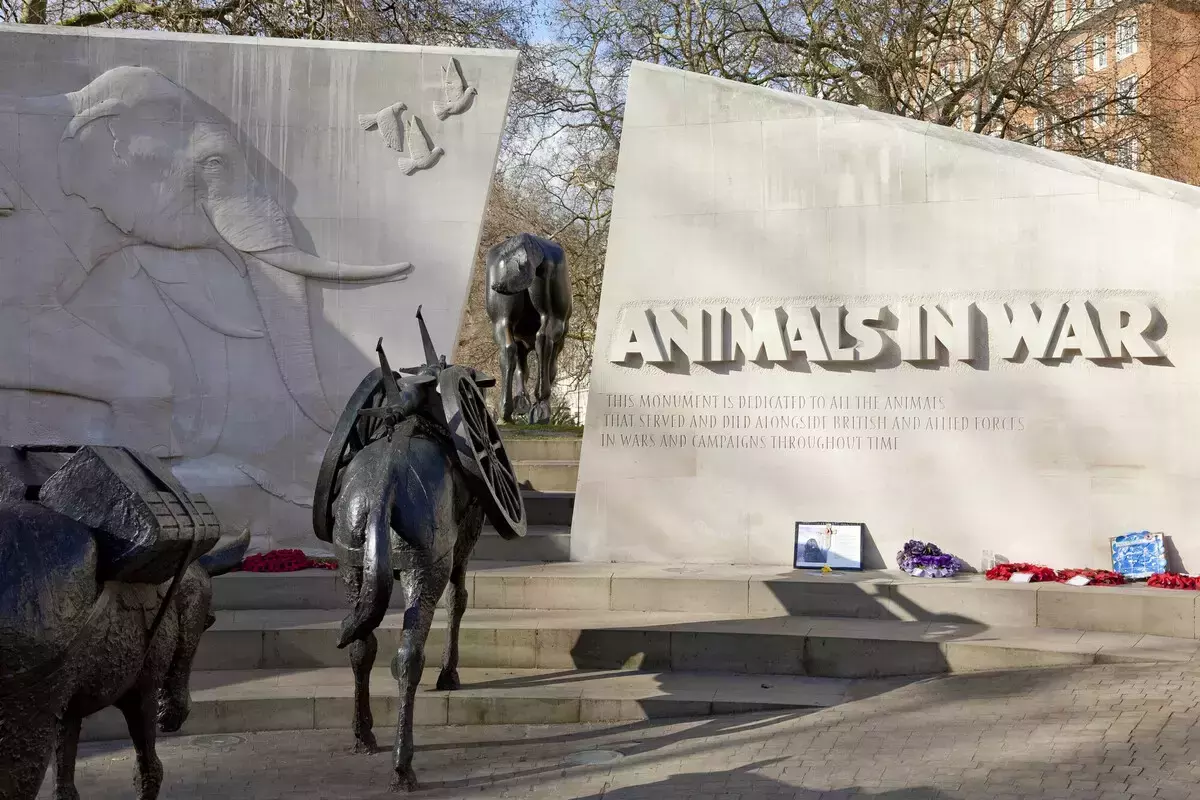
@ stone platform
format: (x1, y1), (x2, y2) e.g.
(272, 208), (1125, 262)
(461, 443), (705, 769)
(215, 562), (1200, 640)
(79, 667), (860, 742)
(77, 562), (1197, 743)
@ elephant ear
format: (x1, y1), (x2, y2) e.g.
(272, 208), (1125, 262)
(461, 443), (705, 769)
(57, 116), (141, 235)
(131, 247), (266, 339)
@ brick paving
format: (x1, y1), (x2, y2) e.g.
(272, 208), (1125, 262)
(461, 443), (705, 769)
(42, 663), (1200, 799)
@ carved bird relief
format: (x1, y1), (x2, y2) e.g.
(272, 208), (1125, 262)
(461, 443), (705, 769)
(357, 101), (407, 152)
(434, 57), (477, 120)
(0, 187), (13, 217)
(396, 116), (444, 175)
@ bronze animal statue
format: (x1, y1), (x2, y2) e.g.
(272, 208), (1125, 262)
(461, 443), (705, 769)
(0, 473), (248, 800)
(484, 233), (573, 424)
(312, 307), (526, 792)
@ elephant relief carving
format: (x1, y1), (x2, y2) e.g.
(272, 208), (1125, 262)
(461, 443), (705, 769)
(0, 66), (415, 527)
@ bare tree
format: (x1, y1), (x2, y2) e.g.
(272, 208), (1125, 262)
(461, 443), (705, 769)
(559, 0), (1200, 178)
(1, 0), (535, 47)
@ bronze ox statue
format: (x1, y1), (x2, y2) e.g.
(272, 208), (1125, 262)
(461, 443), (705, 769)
(485, 233), (573, 424)
(312, 307), (526, 792)
(0, 445), (248, 800)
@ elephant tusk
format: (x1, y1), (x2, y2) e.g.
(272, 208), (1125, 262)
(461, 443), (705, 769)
(252, 247), (414, 283)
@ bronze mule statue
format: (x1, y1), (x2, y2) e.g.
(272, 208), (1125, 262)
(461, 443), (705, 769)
(484, 233), (573, 424)
(312, 307), (526, 791)
(0, 506), (248, 800)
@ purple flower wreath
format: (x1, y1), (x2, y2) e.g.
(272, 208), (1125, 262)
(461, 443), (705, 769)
(896, 540), (965, 578)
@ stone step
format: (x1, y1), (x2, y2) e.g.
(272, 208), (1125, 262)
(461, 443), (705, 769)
(520, 489), (574, 526)
(78, 666), (851, 742)
(515, 460), (578, 492)
(195, 607), (1198, 680)
(212, 562), (1200, 641)
(475, 526), (570, 562)
(501, 436), (582, 463)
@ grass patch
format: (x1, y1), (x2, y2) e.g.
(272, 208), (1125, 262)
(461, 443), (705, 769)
(498, 423), (584, 437)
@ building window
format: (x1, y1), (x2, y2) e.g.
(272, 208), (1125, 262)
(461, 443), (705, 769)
(1116, 138), (1140, 169)
(1054, 0), (1067, 28)
(1093, 91), (1107, 127)
(1054, 61), (1070, 88)
(1017, 20), (1030, 45)
(1033, 115), (1046, 147)
(1070, 99), (1087, 138)
(1093, 34), (1108, 70)
(1072, 44), (1087, 77)
(1117, 16), (1139, 60)
(1118, 74), (1138, 115)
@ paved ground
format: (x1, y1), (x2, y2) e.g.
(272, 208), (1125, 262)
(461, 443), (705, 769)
(42, 662), (1200, 799)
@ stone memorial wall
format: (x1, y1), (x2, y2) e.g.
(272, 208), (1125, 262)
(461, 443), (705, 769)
(572, 61), (1198, 570)
(0, 25), (517, 552)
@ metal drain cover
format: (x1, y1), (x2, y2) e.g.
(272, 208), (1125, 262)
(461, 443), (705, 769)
(565, 749), (624, 766)
(188, 734), (245, 751)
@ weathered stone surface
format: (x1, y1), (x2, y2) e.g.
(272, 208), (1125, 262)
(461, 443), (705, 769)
(573, 61), (1200, 572)
(0, 25), (517, 554)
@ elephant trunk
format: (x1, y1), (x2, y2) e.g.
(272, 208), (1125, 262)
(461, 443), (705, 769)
(242, 255), (339, 431)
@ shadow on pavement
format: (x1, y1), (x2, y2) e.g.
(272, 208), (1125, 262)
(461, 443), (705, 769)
(572, 761), (961, 800)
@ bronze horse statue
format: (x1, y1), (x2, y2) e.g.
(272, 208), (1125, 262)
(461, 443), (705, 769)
(485, 233), (573, 424)
(312, 308), (526, 792)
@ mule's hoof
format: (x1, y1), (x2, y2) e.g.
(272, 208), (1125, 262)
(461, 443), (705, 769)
(513, 394), (532, 415)
(435, 669), (461, 691)
(390, 769), (419, 792)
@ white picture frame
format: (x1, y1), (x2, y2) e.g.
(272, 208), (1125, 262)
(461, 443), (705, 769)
(794, 521), (864, 570)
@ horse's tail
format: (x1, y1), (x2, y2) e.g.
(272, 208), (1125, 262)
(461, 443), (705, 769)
(337, 476), (395, 649)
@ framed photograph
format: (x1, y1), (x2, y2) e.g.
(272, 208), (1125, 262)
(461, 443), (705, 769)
(1110, 531), (1167, 579)
(794, 521), (863, 571)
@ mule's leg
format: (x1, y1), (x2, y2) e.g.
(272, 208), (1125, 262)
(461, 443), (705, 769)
(0, 715), (56, 800)
(350, 632), (380, 753)
(342, 566), (380, 753)
(532, 315), (566, 424)
(117, 684), (164, 800)
(53, 713), (83, 800)
(436, 561), (469, 691)
(390, 569), (445, 792)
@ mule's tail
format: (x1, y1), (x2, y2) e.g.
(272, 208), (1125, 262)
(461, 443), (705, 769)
(337, 481), (395, 649)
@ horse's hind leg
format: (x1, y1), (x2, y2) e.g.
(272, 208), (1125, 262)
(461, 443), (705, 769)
(342, 566), (379, 754)
(390, 567), (446, 792)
